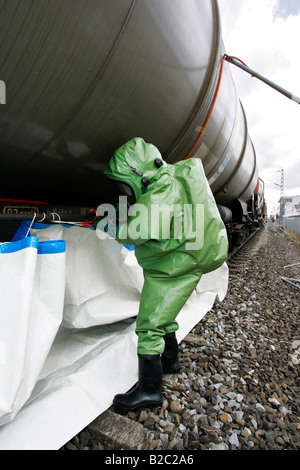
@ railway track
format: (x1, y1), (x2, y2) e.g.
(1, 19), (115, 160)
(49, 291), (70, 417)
(227, 227), (262, 262)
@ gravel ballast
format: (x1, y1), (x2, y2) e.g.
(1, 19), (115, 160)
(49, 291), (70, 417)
(61, 226), (300, 451)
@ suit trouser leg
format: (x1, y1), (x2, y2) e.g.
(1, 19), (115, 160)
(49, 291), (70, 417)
(136, 273), (201, 355)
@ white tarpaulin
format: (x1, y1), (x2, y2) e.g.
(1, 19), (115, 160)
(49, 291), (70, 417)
(0, 223), (228, 450)
(0, 235), (66, 428)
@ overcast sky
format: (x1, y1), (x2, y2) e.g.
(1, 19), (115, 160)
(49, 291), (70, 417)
(218, 0), (300, 215)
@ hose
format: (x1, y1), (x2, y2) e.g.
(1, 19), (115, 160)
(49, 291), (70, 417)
(184, 55), (226, 160)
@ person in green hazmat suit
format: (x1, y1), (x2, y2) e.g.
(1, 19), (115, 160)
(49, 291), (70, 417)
(95, 137), (228, 410)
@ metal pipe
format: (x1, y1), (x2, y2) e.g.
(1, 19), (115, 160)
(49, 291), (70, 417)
(224, 54), (300, 105)
(281, 277), (300, 290)
(0, 212), (94, 223)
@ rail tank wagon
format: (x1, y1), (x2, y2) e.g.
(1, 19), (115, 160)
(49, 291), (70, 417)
(0, 0), (264, 244)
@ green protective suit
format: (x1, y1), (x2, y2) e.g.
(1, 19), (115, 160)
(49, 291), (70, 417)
(103, 137), (228, 355)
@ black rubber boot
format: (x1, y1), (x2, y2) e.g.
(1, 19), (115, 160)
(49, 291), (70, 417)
(113, 354), (163, 410)
(161, 332), (180, 374)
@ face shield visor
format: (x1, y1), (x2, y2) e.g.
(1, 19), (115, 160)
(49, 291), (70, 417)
(115, 181), (136, 205)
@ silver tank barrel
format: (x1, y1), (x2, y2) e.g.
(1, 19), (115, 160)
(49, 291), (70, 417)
(0, 0), (258, 206)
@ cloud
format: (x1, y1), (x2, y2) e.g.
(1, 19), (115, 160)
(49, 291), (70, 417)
(274, 0), (300, 18)
(218, 0), (300, 210)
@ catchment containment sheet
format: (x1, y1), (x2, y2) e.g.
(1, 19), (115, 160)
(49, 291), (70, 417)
(0, 224), (228, 450)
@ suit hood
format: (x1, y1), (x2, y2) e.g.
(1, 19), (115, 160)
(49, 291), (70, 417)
(104, 137), (166, 201)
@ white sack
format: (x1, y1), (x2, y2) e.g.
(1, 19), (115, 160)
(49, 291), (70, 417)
(30, 225), (144, 328)
(0, 236), (66, 426)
